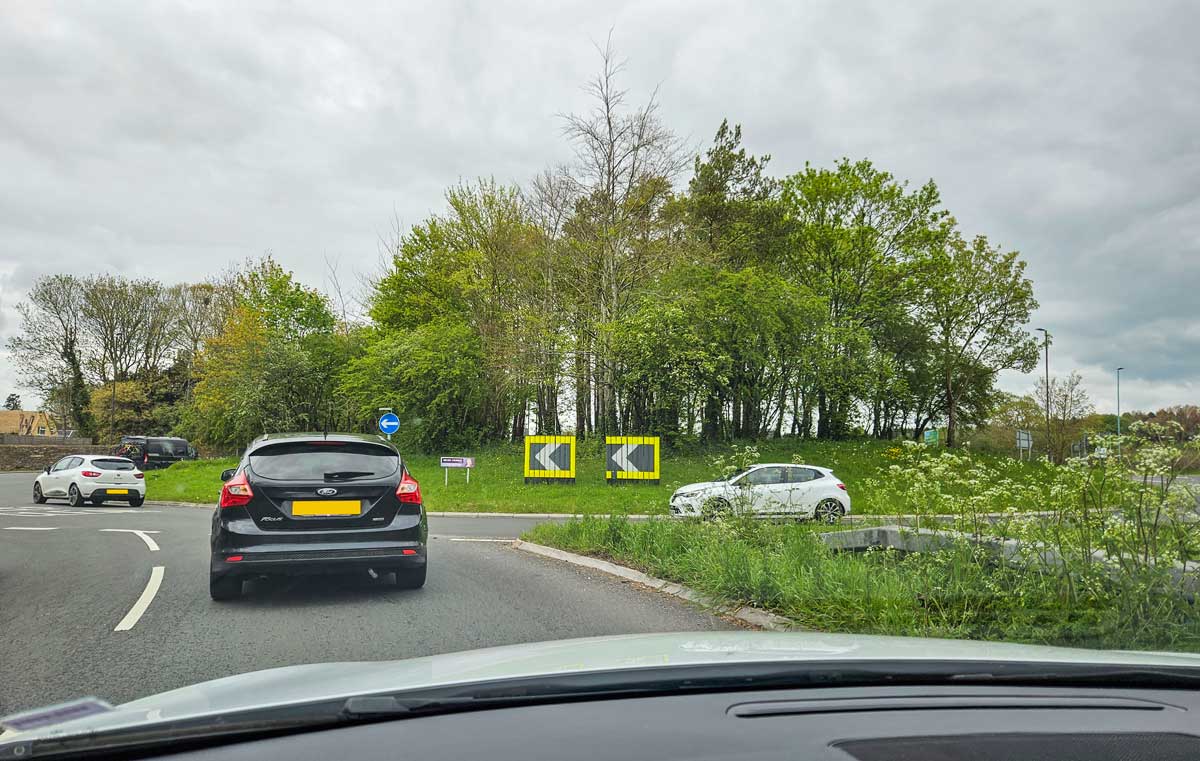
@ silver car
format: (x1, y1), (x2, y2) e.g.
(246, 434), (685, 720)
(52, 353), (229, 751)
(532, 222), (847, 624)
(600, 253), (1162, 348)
(670, 463), (850, 522)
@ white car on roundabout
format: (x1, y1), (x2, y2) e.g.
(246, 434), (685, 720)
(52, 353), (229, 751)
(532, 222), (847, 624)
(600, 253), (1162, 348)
(669, 462), (850, 522)
(32, 454), (146, 507)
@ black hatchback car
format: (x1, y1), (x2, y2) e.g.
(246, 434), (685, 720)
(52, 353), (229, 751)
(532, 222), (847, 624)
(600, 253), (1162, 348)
(209, 433), (427, 600)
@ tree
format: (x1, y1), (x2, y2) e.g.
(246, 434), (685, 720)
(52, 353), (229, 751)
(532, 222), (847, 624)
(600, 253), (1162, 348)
(6, 275), (96, 437)
(339, 319), (486, 451)
(1036, 372), (1095, 463)
(559, 35), (686, 436)
(370, 179), (546, 440)
(180, 260), (345, 449)
(524, 169), (576, 434)
(914, 230), (1039, 446)
(683, 120), (784, 270)
(3, 393), (19, 410)
(182, 307), (321, 448)
(174, 280), (234, 396)
(80, 276), (187, 439)
(238, 256), (335, 339)
(780, 159), (945, 438)
(88, 381), (151, 441)
(80, 275), (150, 384)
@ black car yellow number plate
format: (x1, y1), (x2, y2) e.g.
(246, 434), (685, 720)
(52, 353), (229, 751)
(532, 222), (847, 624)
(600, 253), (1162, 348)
(292, 500), (361, 516)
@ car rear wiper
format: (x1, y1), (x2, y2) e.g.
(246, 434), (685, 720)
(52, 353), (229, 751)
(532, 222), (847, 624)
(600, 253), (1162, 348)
(322, 471), (374, 481)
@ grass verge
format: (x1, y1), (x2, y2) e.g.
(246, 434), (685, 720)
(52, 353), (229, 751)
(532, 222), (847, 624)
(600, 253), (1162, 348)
(524, 515), (1200, 652)
(144, 458), (237, 504)
(143, 438), (1052, 514)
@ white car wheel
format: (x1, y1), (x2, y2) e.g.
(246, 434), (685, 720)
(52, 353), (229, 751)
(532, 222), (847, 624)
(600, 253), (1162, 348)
(701, 496), (732, 519)
(814, 499), (844, 524)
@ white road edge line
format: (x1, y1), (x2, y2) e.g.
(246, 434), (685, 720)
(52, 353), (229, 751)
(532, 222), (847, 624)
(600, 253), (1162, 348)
(114, 566), (164, 632)
(2, 526), (58, 531)
(100, 528), (160, 551)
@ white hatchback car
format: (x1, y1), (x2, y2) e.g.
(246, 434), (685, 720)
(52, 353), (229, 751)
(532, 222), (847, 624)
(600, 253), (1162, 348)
(669, 463), (850, 522)
(33, 454), (146, 507)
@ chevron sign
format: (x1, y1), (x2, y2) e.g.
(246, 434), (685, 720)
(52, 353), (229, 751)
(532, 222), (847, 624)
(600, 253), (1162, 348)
(524, 435), (576, 483)
(605, 436), (660, 484)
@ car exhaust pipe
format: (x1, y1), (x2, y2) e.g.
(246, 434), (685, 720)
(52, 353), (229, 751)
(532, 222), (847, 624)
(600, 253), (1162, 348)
(367, 568), (379, 580)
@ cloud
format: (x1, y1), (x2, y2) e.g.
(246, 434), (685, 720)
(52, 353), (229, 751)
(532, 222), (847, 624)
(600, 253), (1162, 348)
(0, 0), (1197, 411)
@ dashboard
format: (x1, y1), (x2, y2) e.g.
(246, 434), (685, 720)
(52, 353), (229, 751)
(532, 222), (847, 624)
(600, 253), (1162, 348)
(153, 684), (1200, 761)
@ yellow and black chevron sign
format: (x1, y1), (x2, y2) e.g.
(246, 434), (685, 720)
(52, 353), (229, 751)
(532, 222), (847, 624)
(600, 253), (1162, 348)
(604, 435), (660, 483)
(523, 435), (576, 483)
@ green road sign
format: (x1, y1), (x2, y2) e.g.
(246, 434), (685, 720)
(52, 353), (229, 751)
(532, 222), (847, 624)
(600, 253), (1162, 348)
(923, 428), (939, 445)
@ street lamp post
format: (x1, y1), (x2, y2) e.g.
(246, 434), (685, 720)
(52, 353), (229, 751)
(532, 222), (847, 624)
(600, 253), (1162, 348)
(1116, 367), (1124, 460)
(1036, 328), (1050, 458)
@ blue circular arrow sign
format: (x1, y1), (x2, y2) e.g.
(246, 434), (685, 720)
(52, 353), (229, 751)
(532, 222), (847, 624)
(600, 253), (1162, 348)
(377, 412), (400, 435)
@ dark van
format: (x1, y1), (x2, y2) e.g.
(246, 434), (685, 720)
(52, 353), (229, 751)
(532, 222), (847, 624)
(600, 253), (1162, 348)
(114, 436), (197, 470)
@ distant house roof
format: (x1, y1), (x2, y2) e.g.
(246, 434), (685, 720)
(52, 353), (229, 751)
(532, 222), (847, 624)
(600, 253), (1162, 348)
(0, 410), (57, 436)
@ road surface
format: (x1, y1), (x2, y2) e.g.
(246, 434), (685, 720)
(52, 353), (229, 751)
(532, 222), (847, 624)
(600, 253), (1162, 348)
(0, 472), (732, 714)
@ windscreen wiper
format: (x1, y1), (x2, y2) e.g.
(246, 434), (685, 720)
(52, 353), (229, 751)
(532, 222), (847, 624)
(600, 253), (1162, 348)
(322, 471), (374, 481)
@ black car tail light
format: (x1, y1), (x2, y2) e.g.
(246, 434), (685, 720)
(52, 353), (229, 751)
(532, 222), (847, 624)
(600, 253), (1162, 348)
(396, 471), (421, 504)
(219, 471), (254, 508)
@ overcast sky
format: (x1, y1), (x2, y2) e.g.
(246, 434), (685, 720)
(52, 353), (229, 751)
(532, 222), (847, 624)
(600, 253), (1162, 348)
(1, 0), (1197, 414)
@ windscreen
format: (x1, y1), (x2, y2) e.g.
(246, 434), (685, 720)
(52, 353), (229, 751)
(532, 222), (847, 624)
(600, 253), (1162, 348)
(249, 442), (399, 481)
(4, 2), (1198, 746)
(148, 439), (189, 456)
(92, 458), (135, 471)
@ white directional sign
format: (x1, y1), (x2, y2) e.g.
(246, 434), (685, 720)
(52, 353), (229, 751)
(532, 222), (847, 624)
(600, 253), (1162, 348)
(441, 456), (475, 486)
(524, 435), (576, 483)
(605, 436), (660, 483)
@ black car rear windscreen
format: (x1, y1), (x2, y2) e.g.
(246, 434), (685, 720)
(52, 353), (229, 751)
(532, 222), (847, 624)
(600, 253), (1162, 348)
(249, 442), (400, 481)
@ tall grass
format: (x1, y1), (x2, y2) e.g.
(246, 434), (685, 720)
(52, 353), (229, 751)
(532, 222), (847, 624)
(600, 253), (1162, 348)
(525, 515), (1200, 652)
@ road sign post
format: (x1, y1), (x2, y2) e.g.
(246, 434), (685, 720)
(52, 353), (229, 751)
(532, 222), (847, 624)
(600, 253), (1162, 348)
(523, 435), (576, 484)
(440, 456), (475, 486)
(1016, 429), (1033, 461)
(604, 435), (660, 484)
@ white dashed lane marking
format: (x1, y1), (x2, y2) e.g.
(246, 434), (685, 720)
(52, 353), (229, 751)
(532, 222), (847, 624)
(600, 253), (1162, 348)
(0, 506), (160, 516)
(2, 526), (58, 531)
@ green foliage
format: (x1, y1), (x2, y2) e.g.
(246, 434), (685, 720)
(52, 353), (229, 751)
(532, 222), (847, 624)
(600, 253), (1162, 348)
(913, 231), (1039, 446)
(176, 258), (354, 449)
(683, 119), (785, 269)
(780, 158), (947, 438)
(339, 319), (487, 451)
(368, 179), (549, 440)
(527, 477), (1200, 652)
(237, 257), (335, 339)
